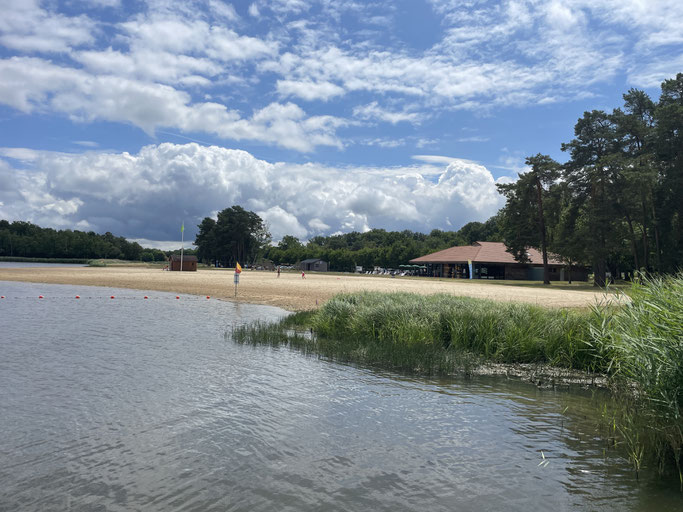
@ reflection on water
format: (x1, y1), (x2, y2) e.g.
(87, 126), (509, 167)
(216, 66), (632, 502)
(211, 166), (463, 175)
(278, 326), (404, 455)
(1, 281), (680, 511)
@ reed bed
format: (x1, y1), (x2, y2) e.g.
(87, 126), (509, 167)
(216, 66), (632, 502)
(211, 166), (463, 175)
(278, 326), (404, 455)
(232, 274), (683, 483)
(589, 274), (683, 485)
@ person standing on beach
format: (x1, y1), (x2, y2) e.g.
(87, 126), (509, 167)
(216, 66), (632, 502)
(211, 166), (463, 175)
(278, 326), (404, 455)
(301, 271), (306, 279)
(277, 266), (281, 278)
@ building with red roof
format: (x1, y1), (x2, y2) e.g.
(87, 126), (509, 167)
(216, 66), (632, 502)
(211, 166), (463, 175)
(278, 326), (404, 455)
(410, 241), (587, 281)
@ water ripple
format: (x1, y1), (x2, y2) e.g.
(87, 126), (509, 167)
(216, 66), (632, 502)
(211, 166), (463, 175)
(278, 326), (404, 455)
(1, 281), (681, 511)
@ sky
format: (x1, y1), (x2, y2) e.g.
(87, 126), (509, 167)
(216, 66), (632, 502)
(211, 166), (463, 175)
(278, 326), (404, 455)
(1, 0), (681, 249)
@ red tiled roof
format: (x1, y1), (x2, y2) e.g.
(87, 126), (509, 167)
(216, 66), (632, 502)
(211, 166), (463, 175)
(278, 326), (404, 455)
(410, 241), (563, 265)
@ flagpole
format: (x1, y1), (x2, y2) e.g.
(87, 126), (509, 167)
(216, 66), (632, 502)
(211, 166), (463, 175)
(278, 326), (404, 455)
(180, 222), (184, 272)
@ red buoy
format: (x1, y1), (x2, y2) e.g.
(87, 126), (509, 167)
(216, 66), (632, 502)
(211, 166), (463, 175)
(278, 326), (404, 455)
(75, 295), (80, 299)
(1, 296), (5, 299)
(39, 295), (44, 299)
(110, 295), (115, 299)
(176, 296), (180, 299)
(206, 296), (210, 299)
(144, 296), (149, 299)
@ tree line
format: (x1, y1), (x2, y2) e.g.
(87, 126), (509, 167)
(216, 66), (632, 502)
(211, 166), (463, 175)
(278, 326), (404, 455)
(0, 220), (145, 260)
(193, 206), (501, 271)
(497, 74), (682, 285)
(261, 218), (501, 272)
(0, 212), (500, 272)
(0, 220), (185, 262)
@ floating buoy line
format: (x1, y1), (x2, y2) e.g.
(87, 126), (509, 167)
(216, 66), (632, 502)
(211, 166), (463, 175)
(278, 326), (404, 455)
(0, 295), (212, 301)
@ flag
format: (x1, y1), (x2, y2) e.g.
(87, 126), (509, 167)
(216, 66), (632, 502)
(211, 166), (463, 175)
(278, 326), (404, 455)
(181, 222), (184, 234)
(235, 262), (242, 273)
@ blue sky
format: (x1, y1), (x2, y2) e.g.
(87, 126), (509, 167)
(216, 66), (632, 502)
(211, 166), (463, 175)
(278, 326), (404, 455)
(1, 0), (681, 248)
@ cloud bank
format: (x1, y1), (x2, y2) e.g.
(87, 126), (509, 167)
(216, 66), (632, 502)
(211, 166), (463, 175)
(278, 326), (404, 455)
(0, 143), (505, 245)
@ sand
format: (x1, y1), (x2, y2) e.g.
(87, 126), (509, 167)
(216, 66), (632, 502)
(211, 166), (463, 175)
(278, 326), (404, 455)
(0, 266), (620, 311)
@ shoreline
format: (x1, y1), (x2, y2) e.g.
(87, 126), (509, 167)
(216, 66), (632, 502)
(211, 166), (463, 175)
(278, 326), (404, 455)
(0, 266), (621, 312)
(0, 265), (614, 388)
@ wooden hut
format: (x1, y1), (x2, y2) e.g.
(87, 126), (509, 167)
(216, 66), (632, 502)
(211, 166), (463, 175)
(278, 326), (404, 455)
(300, 258), (328, 272)
(169, 254), (198, 271)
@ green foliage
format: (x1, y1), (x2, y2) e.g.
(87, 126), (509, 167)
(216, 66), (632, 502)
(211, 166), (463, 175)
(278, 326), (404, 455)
(497, 154), (561, 284)
(141, 248), (168, 262)
(194, 205), (270, 267)
(264, 222), (502, 271)
(588, 273), (683, 478)
(309, 292), (595, 369)
(494, 74), (683, 286)
(0, 256), (89, 264)
(236, 292), (596, 374)
(0, 220), (144, 260)
(655, 74), (683, 273)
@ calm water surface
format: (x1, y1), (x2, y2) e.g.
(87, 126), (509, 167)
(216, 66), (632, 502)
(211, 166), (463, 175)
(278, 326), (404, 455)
(1, 281), (680, 511)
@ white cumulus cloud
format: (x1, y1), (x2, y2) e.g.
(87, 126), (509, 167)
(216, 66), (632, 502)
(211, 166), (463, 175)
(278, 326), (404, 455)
(0, 143), (505, 244)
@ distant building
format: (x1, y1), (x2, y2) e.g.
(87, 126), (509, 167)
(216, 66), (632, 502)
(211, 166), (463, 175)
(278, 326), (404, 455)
(300, 258), (328, 272)
(169, 254), (198, 271)
(410, 241), (588, 281)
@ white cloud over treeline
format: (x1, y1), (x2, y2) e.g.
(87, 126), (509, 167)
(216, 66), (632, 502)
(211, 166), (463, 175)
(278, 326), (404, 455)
(0, 143), (505, 244)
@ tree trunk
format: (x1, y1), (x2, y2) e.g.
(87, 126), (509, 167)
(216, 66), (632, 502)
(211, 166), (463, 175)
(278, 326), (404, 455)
(640, 191), (649, 271)
(594, 258), (607, 287)
(625, 211), (640, 271)
(649, 188), (662, 271)
(535, 177), (550, 285)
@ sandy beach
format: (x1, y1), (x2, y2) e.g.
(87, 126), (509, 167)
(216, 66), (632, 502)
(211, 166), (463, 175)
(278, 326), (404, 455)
(0, 266), (619, 311)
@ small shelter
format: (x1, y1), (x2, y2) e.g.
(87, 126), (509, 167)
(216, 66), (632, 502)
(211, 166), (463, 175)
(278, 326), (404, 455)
(169, 254), (198, 271)
(410, 241), (587, 281)
(300, 258), (328, 272)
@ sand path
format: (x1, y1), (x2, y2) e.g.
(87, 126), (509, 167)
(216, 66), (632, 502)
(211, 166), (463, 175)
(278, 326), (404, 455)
(0, 266), (619, 311)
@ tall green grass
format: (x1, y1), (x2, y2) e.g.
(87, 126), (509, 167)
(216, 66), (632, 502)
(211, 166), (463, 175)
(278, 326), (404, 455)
(310, 292), (596, 370)
(588, 273), (683, 485)
(232, 273), (683, 483)
(234, 293), (596, 374)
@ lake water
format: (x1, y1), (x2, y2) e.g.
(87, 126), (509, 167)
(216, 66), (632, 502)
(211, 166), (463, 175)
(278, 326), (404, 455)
(1, 281), (680, 511)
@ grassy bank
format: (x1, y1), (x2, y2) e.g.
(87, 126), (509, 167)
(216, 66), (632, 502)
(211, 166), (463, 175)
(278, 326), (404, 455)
(589, 274), (683, 484)
(235, 292), (600, 373)
(233, 273), (683, 484)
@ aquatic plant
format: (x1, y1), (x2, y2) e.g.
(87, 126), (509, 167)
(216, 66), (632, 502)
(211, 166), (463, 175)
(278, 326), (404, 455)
(232, 273), (683, 485)
(235, 292), (598, 376)
(310, 292), (597, 370)
(588, 273), (683, 487)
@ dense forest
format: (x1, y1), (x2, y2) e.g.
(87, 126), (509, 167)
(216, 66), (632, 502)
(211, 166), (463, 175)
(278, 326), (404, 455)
(0, 220), (172, 262)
